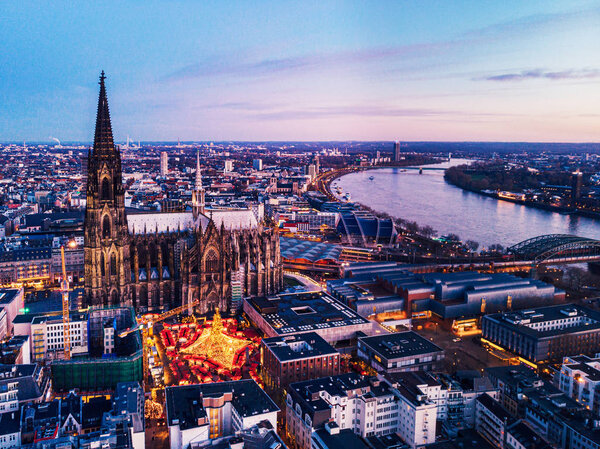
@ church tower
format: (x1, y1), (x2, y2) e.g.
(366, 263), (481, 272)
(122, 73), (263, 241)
(191, 150), (205, 219)
(84, 72), (131, 307)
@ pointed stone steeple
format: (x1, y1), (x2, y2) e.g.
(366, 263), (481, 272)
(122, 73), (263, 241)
(192, 150), (205, 219)
(195, 150), (203, 193)
(93, 71), (116, 154)
(84, 72), (131, 309)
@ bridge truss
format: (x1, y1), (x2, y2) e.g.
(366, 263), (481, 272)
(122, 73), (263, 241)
(507, 234), (600, 264)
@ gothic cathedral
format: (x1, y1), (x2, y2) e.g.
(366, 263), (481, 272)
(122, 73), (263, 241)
(84, 73), (283, 314)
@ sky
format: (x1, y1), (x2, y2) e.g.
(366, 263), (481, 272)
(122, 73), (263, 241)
(1, 1), (599, 142)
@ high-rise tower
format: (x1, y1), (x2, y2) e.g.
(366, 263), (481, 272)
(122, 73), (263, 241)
(571, 169), (583, 203)
(160, 151), (168, 177)
(394, 141), (401, 162)
(84, 72), (131, 307)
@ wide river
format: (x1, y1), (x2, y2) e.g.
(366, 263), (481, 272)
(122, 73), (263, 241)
(333, 159), (600, 248)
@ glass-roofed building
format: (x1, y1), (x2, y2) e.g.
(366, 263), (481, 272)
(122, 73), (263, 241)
(337, 211), (396, 246)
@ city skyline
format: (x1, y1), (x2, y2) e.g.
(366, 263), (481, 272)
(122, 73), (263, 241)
(1, 1), (599, 142)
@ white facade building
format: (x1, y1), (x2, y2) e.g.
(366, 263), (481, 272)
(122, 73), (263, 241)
(21, 313), (89, 361)
(286, 373), (437, 449)
(558, 354), (600, 415)
(166, 380), (279, 449)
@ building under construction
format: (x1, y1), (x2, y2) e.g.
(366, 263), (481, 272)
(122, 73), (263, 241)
(51, 306), (142, 392)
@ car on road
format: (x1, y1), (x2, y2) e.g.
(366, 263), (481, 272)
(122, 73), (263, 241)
(452, 337), (462, 342)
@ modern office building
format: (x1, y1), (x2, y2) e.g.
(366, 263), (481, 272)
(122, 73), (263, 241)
(253, 159), (263, 171)
(244, 291), (374, 348)
(557, 354), (600, 415)
(481, 304), (600, 363)
(357, 331), (444, 374)
(394, 141), (401, 162)
(260, 332), (340, 396)
(165, 379), (279, 449)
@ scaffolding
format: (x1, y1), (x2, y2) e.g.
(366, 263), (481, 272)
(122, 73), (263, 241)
(51, 306), (143, 392)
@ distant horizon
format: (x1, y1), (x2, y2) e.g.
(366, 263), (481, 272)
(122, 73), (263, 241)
(3, 140), (600, 148)
(1, 2), (599, 142)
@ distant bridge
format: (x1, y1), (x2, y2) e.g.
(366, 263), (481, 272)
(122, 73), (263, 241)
(401, 166), (446, 171)
(507, 234), (600, 265)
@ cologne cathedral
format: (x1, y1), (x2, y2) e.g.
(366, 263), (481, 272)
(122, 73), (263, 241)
(83, 72), (283, 314)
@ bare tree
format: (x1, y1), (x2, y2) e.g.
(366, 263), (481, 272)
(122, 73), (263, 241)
(446, 233), (461, 242)
(465, 240), (480, 252)
(420, 225), (437, 239)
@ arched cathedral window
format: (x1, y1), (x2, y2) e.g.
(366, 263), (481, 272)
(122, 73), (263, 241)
(110, 253), (117, 276)
(102, 178), (111, 200)
(204, 249), (219, 272)
(101, 252), (105, 276)
(102, 215), (111, 238)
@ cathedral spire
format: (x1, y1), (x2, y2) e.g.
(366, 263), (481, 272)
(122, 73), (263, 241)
(195, 150), (203, 193)
(93, 71), (116, 154)
(192, 150), (205, 219)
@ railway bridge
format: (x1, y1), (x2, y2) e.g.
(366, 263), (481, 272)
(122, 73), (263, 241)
(507, 234), (600, 265)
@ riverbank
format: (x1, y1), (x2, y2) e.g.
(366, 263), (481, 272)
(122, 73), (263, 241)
(444, 177), (600, 221)
(324, 158), (447, 199)
(332, 163), (600, 247)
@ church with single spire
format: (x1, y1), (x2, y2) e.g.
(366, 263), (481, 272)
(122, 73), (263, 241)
(84, 72), (283, 314)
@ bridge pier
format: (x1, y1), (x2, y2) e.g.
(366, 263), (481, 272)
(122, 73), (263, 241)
(529, 265), (538, 280)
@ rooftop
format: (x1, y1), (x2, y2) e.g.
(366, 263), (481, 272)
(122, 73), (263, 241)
(289, 373), (394, 419)
(165, 380), (279, 431)
(262, 332), (339, 362)
(248, 291), (369, 336)
(484, 304), (600, 338)
(563, 355), (600, 382)
(31, 311), (87, 325)
(476, 393), (513, 423)
(0, 289), (20, 305)
(314, 428), (369, 449)
(280, 237), (342, 263)
(358, 331), (443, 361)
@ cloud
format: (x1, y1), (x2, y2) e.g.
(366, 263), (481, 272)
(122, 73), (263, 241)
(461, 7), (600, 41)
(162, 43), (448, 82)
(162, 6), (600, 84)
(204, 104), (521, 121)
(478, 68), (600, 82)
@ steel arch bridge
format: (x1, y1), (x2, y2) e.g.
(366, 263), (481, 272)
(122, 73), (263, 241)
(507, 234), (600, 264)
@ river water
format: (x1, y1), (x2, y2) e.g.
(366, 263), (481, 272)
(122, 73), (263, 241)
(333, 159), (600, 248)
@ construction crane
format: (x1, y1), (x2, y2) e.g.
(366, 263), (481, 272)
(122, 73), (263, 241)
(118, 299), (201, 338)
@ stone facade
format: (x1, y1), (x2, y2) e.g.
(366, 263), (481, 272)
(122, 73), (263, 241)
(84, 73), (283, 313)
